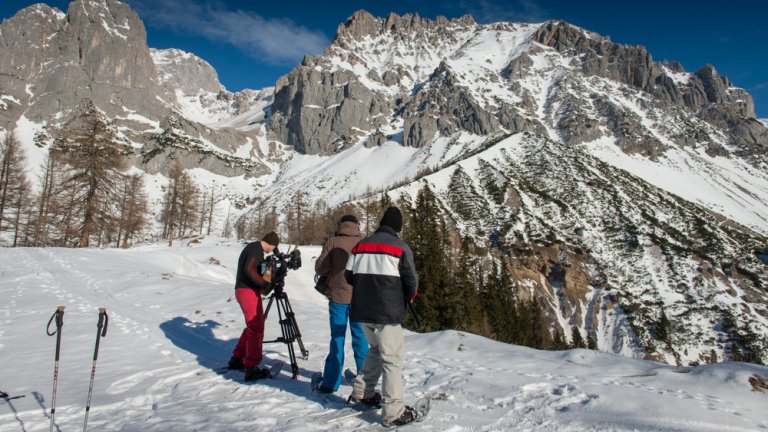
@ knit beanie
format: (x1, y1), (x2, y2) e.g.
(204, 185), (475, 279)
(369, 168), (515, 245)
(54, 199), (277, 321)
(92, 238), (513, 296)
(262, 231), (280, 247)
(379, 206), (403, 233)
(340, 214), (358, 224)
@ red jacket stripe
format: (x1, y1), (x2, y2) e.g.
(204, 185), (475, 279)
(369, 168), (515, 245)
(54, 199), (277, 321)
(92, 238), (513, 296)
(352, 242), (403, 257)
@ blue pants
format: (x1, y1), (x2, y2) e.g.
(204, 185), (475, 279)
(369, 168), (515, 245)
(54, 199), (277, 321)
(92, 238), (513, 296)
(322, 302), (368, 391)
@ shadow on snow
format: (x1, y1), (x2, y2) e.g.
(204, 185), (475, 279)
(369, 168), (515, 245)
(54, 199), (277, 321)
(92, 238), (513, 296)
(159, 316), (344, 408)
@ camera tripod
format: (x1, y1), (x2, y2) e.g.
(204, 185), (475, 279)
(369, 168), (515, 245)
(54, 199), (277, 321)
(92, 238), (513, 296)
(263, 282), (308, 379)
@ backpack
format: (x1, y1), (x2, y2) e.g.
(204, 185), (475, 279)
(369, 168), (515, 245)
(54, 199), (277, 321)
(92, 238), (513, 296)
(313, 274), (327, 296)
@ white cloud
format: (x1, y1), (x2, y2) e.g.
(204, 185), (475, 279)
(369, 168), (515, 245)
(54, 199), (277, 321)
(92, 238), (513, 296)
(127, 0), (329, 65)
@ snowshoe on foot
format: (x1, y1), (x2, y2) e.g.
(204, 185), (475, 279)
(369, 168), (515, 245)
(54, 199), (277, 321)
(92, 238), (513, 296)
(310, 372), (335, 393)
(383, 405), (417, 427)
(244, 366), (272, 381)
(348, 392), (382, 407)
(227, 357), (244, 371)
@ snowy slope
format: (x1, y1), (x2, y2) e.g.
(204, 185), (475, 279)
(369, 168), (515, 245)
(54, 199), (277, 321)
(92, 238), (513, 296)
(266, 15), (766, 237)
(1, 239), (767, 431)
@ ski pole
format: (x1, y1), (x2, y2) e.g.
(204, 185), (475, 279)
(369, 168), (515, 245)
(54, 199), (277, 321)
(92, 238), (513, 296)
(46, 306), (65, 432)
(407, 302), (425, 332)
(83, 307), (108, 432)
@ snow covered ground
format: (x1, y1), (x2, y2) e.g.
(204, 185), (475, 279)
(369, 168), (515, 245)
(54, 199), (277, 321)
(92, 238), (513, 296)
(1, 237), (767, 431)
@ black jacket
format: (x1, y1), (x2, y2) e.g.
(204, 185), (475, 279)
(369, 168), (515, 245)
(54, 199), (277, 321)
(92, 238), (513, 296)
(346, 226), (418, 325)
(235, 241), (269, 292)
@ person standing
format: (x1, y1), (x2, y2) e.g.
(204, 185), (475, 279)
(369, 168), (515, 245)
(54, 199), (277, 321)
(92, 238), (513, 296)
(346, 206), (419, 427)
(313, 215), (367, 393)
(228, 231), (280, 381)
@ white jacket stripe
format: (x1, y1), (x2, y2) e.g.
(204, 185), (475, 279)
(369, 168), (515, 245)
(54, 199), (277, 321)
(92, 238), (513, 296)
(347, 253), (400, 277)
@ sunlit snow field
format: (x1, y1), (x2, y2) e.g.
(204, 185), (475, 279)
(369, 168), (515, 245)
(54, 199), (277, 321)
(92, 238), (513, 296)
(1, 237), (766, 431)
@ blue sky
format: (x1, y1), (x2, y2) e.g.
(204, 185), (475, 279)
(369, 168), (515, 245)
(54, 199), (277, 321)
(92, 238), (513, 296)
(2, 0), (767, 118)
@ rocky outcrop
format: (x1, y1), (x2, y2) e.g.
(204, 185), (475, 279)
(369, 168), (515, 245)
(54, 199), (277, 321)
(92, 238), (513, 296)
(152, 48), (222, 96)
(332, 9), (475, 45)
(24, 0), (171, 121)
(268, 56), (390, 154)
(402, 61), (499, 147)
(0, 0), (263, 177)
(532, 20), (765, 163)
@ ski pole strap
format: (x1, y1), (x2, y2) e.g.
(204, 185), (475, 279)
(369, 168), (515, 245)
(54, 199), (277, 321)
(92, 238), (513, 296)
(97, 307), (108, 337)
(46, 306), (65, 336)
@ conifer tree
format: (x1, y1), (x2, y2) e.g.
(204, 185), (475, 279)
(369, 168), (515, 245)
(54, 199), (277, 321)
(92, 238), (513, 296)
(161, 162), (200, 242)
(52, 104), (128, 247)
(552, 329), (569, 350)
(0, 133), (34, 246)
(0, 132), (29, 239)
(450, 238), (485, 333)
(402, 185), (450, 332)
(587, 333), (598, 350)
(570, 325), (586, 348)
(31, 151), (61, 246)
(481, 260), (521, 343)
(116, 174), (148, 248)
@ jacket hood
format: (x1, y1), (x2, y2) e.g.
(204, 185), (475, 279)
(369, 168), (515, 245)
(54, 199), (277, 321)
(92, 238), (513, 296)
(338, 220), (362, 237)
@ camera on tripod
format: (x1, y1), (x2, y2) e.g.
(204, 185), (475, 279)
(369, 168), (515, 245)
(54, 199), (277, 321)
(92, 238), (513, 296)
(261, 246), (307, 379)
(263, 248), (302, 294)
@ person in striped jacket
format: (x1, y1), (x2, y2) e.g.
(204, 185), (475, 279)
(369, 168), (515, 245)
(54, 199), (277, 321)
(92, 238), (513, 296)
(345, 206), (420, 427)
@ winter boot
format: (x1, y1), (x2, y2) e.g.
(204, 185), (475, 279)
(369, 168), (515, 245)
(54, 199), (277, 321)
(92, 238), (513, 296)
(310, 373), (334, 393)
(348, 392), (382, 407)
(244, 367), (271, 381)
(383, 405), (417, 427)
(227, 357), (244, 371)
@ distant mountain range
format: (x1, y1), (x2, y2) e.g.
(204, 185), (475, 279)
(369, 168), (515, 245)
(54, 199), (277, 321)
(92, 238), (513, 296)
(1, 0), (766, 365)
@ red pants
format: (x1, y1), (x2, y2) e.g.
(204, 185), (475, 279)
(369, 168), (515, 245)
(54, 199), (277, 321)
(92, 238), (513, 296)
(232, 288), (264, 368)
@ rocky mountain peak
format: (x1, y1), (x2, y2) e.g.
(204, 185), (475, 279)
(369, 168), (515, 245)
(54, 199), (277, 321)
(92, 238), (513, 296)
(152, 48), (223, 95)
(332, 9), (476, 46)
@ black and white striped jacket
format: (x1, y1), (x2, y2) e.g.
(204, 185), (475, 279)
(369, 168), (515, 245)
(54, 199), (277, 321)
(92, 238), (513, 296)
(346, 226), (419, 325)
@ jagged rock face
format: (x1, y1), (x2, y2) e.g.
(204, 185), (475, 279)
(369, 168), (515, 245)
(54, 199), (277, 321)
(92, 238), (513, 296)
(402, 61), (499, 147)
(151, 48), (267, 126)
(269, 59), (389, 154)
(23, 0), (169, 121)
(152, 48), (222, 96)
(532, 21), (765, 165)
(0, 4), (66, 130)
(0, 0), (268, 178)
(269, 10), (484, 154)
(269, 12), (766, 169)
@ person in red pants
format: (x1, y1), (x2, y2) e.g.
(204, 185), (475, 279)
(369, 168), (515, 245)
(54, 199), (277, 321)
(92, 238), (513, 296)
(228, 231), (279, 381)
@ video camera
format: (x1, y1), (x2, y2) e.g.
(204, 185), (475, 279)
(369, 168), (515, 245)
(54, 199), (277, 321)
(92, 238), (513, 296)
(264, 247), (302, 294)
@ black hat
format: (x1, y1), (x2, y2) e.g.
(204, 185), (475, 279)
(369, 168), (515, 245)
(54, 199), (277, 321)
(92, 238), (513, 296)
(379, 206), (403, 232)
(262, 231), (280, 247)
(340, 214), (358, 224)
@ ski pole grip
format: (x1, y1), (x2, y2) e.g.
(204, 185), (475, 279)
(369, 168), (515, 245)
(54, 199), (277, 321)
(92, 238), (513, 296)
(46, 306), (65, 336)
(56, 306), (65, 326)
(98, 307), (108, 337)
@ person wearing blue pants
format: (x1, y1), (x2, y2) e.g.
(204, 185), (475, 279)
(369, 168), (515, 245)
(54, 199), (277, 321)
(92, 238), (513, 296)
(314, 215), (367, 393)
(323, 302), (367, 390)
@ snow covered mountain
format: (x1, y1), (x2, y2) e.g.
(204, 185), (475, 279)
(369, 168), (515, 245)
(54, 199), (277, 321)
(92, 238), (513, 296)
(0, 0), (271, 179)
(1, 2), (767, 366)
(257, 11), (768, 365)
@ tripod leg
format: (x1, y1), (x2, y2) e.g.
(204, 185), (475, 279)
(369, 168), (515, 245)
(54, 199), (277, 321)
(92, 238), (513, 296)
(263, 294), (275, 320)
(276, 297), (299, 379)
(281, 296), (309, 360)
